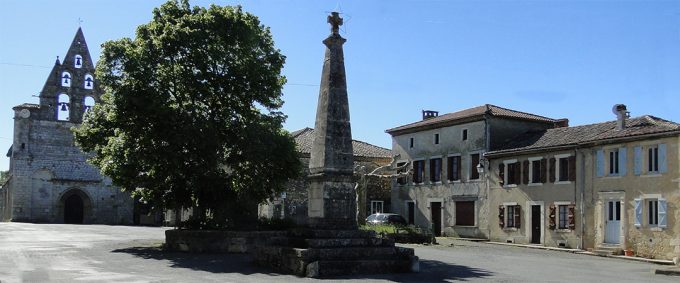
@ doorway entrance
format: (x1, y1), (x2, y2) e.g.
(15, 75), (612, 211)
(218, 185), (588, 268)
(407, 201), (415, 225)
(531, 205), (541, 244)
(430, 202), (442, 236)
(64, 194), (84, 224)
(605, 200), (621, 244)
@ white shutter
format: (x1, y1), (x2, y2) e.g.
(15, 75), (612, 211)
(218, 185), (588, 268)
(596, 149), (605, 177)
(658, 198), (667, 228)
(634, 198), (642, 228)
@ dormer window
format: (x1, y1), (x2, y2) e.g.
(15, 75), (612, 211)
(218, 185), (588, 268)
(61, 72), (71, 87)
(57, 93), (70, 121)
(84, 74), (94, 89)
(84, 96), (95, 114)
(74, 55), (83, 68)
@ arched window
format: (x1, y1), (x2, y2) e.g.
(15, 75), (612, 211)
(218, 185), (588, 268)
(61, 71), (71, 87)
(84, 74), (94, 90)
(57, 93), (70, 121)
(83, 96), (95, 114)
(74, 55), (83, 68)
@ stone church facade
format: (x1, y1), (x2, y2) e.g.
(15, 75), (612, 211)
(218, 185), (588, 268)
(1, 28), (134, 224)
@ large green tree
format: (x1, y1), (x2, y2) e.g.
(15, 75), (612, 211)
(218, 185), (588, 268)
(74, 0), (301, 229)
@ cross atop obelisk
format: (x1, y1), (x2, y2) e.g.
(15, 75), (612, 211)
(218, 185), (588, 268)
(328, 12), (343, 35)
(307, 11), (356, 230)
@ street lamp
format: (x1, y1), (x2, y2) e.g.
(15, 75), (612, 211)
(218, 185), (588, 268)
(476, 163), (485, 175)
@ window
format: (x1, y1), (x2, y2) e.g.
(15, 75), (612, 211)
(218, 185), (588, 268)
(434, 133), (439, 145)
(430, 158), (442, 183)
(648, 146), (659, 173)
(549, 202), (575, 230)
(530, 159), (542, 184)
(648, 199), (658, 226)
(74, 54), (83, 68)
(609, 149), (619, 175)
(558, 205), (568, 229)
(455, 201), (475, 226)
(506, 161), (519, 185)
(553, 154), (574, 182)
(413, 160), (425, 184)
(396, 162), (407, 185)
(447, 155), (461, 181)
(470, 153), (480, 180)
(84, 96), (95, 114)
(61, 71), (71, 87)
(462, 129), (468, 141)
(84, 74), (94, 89)
(57, 93), (70, 121)
(409, 137), (414, 149)
(499, 204), (521, 228)
(371, 201), (384, 214)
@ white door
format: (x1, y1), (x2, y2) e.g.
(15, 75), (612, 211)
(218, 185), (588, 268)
(605, 200), (621, 244)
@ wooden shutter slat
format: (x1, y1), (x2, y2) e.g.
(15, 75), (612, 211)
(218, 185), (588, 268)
(568, 204), (576, 230)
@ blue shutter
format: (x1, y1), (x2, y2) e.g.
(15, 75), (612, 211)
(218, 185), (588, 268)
(633, 146), (642, 175)
(658, 198), (667, 228)
(634, 198), (642, 228)
(619, 147), (627, 176)
(596, 149), (605, 177)
(658, 144), (667, 173)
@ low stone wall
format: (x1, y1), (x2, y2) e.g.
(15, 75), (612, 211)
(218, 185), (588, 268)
(165, 229), (287, 253)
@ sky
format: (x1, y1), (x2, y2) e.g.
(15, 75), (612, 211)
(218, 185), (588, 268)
(1, 0), (679, 171)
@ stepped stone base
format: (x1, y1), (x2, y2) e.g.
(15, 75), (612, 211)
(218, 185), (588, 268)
(594, 244), (623, 256)
(256, 228), (419, 278)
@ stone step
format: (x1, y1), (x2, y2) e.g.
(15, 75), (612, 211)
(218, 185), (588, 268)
(305, 237), (395, 248)
(287, 229), (377, 239)
(306, 258), (416, 278)
(305, 247), (405, 261)
(593, 245), (622, 256)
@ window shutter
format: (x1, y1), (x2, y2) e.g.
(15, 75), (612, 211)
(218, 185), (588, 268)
(522, 160), (529, 184)
(634, 198), (641, 228)
(548, 204), (556, 230)
(658, 144), (667, 173)
(658, 198), (667, 228)
(498, 205), (505, 228)
(568, 204), (576, 230)
(596, 149), (605, 177)
(618, 147), (627, 176)
(549, 158), (556, 183)
(633, 146), (642, 175)
(514, 205), (521, 229)
(568, 156), (576, 181)
(499, 163), (505, 186)
(540, 158), (547, 183)
(513, 162), (521, 185)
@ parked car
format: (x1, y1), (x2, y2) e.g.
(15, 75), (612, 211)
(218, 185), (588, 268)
(365, 213), (407, 225)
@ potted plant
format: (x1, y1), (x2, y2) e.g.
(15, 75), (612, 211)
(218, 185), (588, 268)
(624, 247), (634, 257)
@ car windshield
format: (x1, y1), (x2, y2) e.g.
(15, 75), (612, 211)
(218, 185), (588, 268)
(366, 214), (377, 221)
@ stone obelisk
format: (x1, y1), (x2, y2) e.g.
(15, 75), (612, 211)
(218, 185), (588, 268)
(307, 12), (357, 230)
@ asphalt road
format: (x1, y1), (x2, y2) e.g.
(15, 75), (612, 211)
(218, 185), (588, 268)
(0, 223), (675, 282)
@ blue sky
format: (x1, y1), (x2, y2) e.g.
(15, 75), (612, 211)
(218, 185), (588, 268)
(1, 0), (679, 171)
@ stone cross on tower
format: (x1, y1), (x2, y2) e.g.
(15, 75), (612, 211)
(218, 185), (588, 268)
(328, 12), (343, 35)
(307, 12), (356, 230)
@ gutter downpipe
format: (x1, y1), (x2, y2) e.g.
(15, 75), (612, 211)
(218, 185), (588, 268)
(577, 147), (586, 250)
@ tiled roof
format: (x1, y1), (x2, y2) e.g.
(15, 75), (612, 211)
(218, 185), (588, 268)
(487, 115), (680, 156)
(291, 127), (392, 159)
(386, 104), (558, 135)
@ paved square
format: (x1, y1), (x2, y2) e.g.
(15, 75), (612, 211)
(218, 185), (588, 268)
(0, 223), (674, 282)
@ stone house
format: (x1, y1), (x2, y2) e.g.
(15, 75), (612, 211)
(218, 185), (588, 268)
(386, 105), (561, 237)
(485, 105), (680, 260)
(258, 127), (393, 224)
(1, 28), (135, 224)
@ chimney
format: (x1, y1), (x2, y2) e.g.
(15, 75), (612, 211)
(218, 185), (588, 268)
(612, 104), (630, 130)
(422, 110), (439, 120)
(554, 118), (569, 128)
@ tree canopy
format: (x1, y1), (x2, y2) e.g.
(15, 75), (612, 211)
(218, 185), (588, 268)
(74, 0), (301, 228)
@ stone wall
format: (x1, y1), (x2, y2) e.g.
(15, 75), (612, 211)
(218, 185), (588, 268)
(165, 229), (287, 253)
(6, 108), (134, 224)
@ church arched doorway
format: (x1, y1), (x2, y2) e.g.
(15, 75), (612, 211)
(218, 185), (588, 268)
(64, 194), (84, 224)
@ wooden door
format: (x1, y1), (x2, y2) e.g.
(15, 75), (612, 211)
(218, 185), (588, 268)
(531, 205), (541, 244)
(605, 200), (621, 244)
(431, 202), (442, 236)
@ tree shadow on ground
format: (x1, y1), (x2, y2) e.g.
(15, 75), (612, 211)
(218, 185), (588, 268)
(112, 247), (493, 282)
